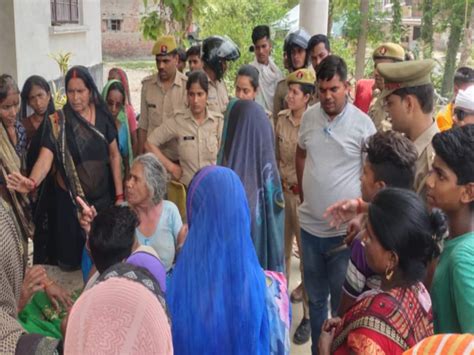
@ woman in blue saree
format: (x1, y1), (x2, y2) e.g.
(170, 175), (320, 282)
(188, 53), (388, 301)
(167, 166), (289, 354)
(220, 100), (285, 272)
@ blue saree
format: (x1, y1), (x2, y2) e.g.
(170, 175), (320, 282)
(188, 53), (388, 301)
(220, 100), (285, 272)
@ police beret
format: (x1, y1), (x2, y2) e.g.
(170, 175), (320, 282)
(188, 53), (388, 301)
(373, 42), (405, 62)
(287, 69), (315, 87)
(152, 35), (178, 56)
(378, 59), (435, 97)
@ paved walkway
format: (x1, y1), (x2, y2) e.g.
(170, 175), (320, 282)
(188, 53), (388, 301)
(288, 255), (312, 354)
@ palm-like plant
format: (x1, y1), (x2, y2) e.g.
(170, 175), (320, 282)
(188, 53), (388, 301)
(48, 51), (72, 109)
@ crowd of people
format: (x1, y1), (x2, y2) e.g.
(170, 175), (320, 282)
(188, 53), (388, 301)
(0, 22), (473, 355)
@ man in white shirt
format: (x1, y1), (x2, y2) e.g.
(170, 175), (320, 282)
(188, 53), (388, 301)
(295, 55), (376, 353)
(250, 25), (283, 113)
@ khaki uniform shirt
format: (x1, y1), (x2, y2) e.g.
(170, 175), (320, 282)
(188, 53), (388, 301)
(207, 74), (229, 114)
(140, 70), (188, 160)
(147, 108), (223, 186)
(368, 89), (392, 132)
(273, 77), (318, 125)
(276, 109), (299, 186)
(413, 121), (439, 198)
(265, 109), (275, 133)
(273, 79), (288, 127)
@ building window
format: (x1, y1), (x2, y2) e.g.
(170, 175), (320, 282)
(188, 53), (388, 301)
(413, 26), (421, 40)
(50, 0), (79, 25)
(107, 19), (122, 32)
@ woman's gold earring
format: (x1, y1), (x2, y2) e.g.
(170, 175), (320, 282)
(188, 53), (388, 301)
(385, 266), (394, 281)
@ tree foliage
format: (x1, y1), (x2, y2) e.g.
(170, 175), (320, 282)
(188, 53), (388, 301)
(331, 0), (385, 45)
(140, 0), (206, 41)
(420, 0), (434, 58)
(355, 0), (369, 80)
(330, 0), (387, 80)
(459, 3), (474, 67)
(391, 0), (403, 42)
(440, 0), (473, 96)
(197, 0), (288, 87)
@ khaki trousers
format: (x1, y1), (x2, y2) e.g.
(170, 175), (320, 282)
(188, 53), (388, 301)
(283, 190), (309, 318)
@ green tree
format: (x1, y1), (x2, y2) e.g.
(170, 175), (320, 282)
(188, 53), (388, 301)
(140, 0), (206, 41)
(420, 0), (434, 58)
(441, 0), (469, 96)
(198, 0), (288, 87)
(459, 2), (474, 67)
(331, 0), (385, 79)
(391, 0), (403, 42)
(355, 0), (369, 80)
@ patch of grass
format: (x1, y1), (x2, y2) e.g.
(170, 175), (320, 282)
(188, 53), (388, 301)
(106, 60), (156, 71)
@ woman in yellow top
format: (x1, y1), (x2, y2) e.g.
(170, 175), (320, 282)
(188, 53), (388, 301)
(145, 71), (223, 186)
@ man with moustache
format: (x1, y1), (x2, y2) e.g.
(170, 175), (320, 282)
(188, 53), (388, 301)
(138, 35), (187, 157)
(295, 55), (376, 352)
(368, 42), (405, 131)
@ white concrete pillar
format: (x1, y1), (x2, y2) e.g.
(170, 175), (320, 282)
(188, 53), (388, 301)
(0, 0), (18, 80)
(299, 0), (329, 36)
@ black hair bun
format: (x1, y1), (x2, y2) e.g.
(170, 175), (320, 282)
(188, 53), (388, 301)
(429, 208), (448, 258)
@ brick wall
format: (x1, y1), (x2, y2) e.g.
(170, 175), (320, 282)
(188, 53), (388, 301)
(101, 0), (154, 59)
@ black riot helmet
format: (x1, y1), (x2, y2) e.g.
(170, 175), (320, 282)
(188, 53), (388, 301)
(202, 35), (240, 80)
(284, 28), (310, 70)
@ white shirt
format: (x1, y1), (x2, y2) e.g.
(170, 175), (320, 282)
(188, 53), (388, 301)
(298, 102), (376, 237)
(251, 58), (283, 112)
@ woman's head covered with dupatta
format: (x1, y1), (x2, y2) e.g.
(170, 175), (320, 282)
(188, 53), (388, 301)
(65, 276), (173, 354)
(108, 67), (132, 106)
(65, 66), (103, 106)
(167, 165), (270, 354)
(65, 66), (114, 122)
(221, 99), (285, 272)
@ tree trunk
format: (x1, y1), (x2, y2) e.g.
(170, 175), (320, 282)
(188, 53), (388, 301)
(355, 0), (369, 80)
(327, 0), (334, 37)
(441, 1), (466, 97)
(420, 0), (434, 59)
(459, 3), (474, 67)
(391, 0), (402, 42)
(441, 0), (464, 97)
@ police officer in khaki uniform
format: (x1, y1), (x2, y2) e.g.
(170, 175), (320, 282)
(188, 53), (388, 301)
(276, 68), (315, 345)
(368, 42), (405, 132)
(273, 29), (311, 124)
(138, 35), (188, 158)
(202, 36), (240, 114)
(145, 71), (223, 187)
(378, 59), (439, 199)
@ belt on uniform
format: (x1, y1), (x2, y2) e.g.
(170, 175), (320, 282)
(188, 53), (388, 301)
(282, 180), (300, 195)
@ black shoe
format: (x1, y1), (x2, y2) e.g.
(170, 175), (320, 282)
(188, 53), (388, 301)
(293, 317), (311, 345)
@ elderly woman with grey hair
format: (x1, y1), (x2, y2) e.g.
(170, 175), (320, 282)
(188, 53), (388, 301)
(125, 153), (187, 272)
(79, 153), (186, 282)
